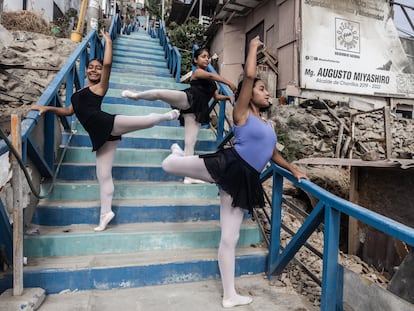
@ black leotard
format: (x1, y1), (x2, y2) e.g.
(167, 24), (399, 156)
(71, 87), (120, 152)
(181, 78), (217, 125)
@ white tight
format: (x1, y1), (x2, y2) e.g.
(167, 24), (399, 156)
(95, 112), (176, 215)
(127, 89), (201, 156)
(131, 89), (190, 110)
(162, 151), (245, 301)
(182, 113), (200, 156)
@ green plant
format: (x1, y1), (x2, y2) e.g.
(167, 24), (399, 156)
(52, 8), (78, 38)
(167, 17), (207, 75)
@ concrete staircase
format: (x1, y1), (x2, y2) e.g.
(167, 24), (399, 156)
(22, 31), (267, 294)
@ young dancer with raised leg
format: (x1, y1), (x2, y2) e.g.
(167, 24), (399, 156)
(161, 36), (308, 308)
(121, 47), (236, 184)
(31, 31), (179, 231)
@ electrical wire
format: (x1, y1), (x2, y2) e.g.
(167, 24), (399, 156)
(0, 119), (77, 199)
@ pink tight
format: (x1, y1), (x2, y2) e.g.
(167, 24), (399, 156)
(162, 150), (250, 304)
(95, 111), (178, 215)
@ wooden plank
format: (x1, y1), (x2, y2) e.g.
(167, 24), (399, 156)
(11, 114), (24, 296)
(348, 167), (360, 255)
(335, 123), (344, 158)
(383, 106), (392, 159)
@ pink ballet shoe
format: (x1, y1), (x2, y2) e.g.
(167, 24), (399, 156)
(94, 211), (115, 232)
(222, 295), (253, 308)
(170, 143), (184, 155)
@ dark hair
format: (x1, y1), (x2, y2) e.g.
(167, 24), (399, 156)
(87, 58), (103, 67)
(234, 77), (261, 101)
(192, 47), (209, 65)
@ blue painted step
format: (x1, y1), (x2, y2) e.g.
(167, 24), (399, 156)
(0, 247), (267, 294)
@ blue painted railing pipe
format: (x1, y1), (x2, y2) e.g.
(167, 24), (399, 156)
(155, 21), (182, 83)
(264, 162), (414, 310)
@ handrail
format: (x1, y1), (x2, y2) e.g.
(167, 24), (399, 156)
(262, 162), (414, 310)
(0, 15), (122, 264)
(149, 20), (182, 83)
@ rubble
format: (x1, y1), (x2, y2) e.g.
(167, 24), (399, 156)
(0, 25), (77, 134)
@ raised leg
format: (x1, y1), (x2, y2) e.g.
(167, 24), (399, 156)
(111, 110), (179, 136)
(162, 144), (214, 182)
(122, 89), (191, 110)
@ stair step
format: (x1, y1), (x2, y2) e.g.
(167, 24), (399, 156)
(60, 147), (211, 164)
(71, 124), (215, 141)
(11, 247), (267, 293)
(41, 182), (220, 201)
(32, 198), (222, 226)
(24, 221), (263, 257)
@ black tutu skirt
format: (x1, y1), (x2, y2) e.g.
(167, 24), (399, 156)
(83, 111), (121, 152)
(180, 88), (210, 126)
(201, 147), (265, 214)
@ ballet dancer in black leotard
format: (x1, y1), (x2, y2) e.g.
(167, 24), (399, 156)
(121, 47), (237, 184)
(31, 31), (179, 231)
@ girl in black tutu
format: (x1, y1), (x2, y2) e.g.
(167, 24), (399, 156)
(121, 47), (236, 184)
(161, 36), (308, 308)
(32, 31), (179, 232)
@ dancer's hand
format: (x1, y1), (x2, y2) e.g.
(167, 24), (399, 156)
(228, 82), (237, 93)
(31, 103), (47, 116)
(100, 30), (111, 42)
(250, 36), (263, 51)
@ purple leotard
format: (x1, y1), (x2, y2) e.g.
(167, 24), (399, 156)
(233, 114), (277, 172)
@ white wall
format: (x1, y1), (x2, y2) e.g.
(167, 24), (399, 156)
(3, 0), (53, 21)
(3, 0), (96, 21)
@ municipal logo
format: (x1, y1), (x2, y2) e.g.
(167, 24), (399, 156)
(335, 18), (360, 53)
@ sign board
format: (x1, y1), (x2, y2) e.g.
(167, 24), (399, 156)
(300, 0), (414, 98)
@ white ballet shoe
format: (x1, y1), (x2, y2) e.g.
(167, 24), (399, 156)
(170, 143), (184, 155)
(165, 109), (180, 121)
(94, 211), (115, 232)
(222, 295), (253, 308)
(121, 90), (139, 100)
(183, 177), (206, 184)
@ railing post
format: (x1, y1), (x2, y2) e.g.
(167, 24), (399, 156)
(267, 168), (283, 277)
(11, 114), (23, 295)
(217, 99), (226, 142)
(321, 206), (341, 310)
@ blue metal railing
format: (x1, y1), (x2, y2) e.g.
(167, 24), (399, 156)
(149, 21), (182, 83)
(261, 162), (414, 310)
(0, 16), (122, 264)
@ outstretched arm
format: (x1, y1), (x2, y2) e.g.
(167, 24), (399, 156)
(31, 103), (74, 116)
(213, 91), (234, 103)
(271, 147), (308, 183)
(192, 69), (237, 93)
(233, 36), (262, 125)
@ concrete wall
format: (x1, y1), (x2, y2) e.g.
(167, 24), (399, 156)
(343, 267), (414, 311)
(209, 0), (297, 94)
(3, 0), (91, 21)
(349, 166), (414, 273)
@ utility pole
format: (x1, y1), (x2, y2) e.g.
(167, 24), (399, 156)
(161, 0), (165, 23)
(0, 0), (3, 24)
(87, 0), (100, 32)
